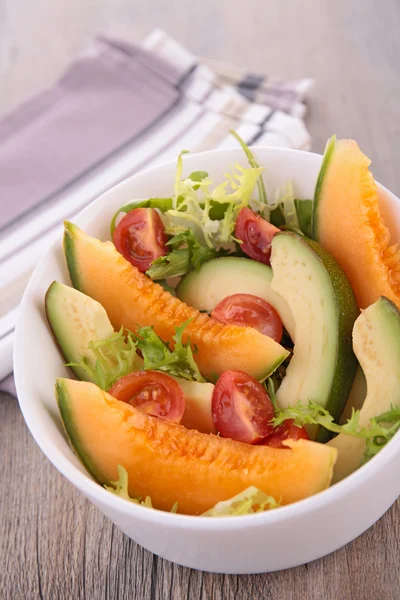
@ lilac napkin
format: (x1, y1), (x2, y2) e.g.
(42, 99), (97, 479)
(0, 29), (313, 395)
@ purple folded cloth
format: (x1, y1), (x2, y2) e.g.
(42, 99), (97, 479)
(0, 29), (313, 395)
(0, 39), (180, 231)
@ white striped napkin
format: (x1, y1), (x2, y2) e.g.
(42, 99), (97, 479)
(0, 29), (313, 394)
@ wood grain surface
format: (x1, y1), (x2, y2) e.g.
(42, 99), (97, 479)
(2, 0), (400, 598)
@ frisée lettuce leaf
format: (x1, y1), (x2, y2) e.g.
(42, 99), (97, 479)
(158, 150), (264, 249)
(67, 321), (204, 389)
(230, 131), (313, 237)
(146, 230), (226, 280)
(229, 129), (267, 206)
(136, 319), (205, 383)
(202, 486), (280, 516)
(268, 380), (400, 462)
(66, 328), (141, 392)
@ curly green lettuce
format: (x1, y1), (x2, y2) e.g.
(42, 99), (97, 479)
(229, 129), (267, 206)
(136, 319), (204, 383)
(66, 328), (141, 391)
(202, 486), (280, 516)
(230, 130), (313, 237)
(112, 131), (314, 281)
(67, 321), (204, 390)
(158, 149), (264, 250)
(268, 377), (400, 462)
(146, 230), (226, 280)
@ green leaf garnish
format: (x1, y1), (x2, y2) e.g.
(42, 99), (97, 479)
(229, 129), (267, 205)
(270, 393), (400, 462)
(157, 148), (263, 250)
(230, 130), (314, 238)
(105, 465), (178, 512)
(202, 486), (280, 516)
(188, 170), (209, 185)
(295, 199), (313, 238)
(66, 328), (141, 391)
(136, 319), (205, 382)
(146, 247), (190, 279)
(146, 229), (228, 280)
(67, 321), (204, 388)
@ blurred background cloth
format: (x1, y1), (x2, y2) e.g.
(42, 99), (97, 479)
(0, 29), (313, 394)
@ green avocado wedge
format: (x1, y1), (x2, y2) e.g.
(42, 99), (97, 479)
(270, 232), (359, 439)
(328, 297), (400, 481)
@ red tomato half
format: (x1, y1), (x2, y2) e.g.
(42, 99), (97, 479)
(113, 207), (168, 272)
(211, 293), (283, 342)
(235, 207), (280, 265)
(261, 419), (309, 449)
(212, 370), (275, 444)
(108, 371), (185, 423)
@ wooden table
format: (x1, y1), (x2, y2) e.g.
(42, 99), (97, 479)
(2, 0), (400, 598)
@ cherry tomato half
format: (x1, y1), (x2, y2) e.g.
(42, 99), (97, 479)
(235, 207), (280, 265)
(108, 371), (185, 423)
(113, 207), (168, 272)
(211, 293), (283, 342)
(212, 370), (275, 444)
(261, 419), (309, 449)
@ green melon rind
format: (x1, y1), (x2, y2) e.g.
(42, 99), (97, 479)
(63, 221), (82, 291)
(56, 378), (106, 484)
(272, 232), (359, 440)
(312, 135), (337, 240)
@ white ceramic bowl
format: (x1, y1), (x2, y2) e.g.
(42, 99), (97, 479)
(14, 147), (400, 574)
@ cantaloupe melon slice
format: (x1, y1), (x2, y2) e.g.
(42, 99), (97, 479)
(63, 222), (288, 381)
(313, 136), (400, 309)
(56, 378), (338, 514)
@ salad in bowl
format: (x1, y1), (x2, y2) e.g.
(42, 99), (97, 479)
(15, 132), (400, 572)
(43, 132), (400, 518)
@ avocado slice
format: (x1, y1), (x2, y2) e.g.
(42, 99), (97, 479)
(270, 232), (359, 437)
(328, 297), (400, 481)
(45, 281), (115, 381)
(177, 256), (295, 339)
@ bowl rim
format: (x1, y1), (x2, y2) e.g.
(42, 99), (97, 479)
(14, 144), (400, 529)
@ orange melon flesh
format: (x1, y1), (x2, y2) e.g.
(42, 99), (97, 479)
(63, 222), (288, 381)
(56, 378), (338, 515)
(313, 137), (400, 309)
